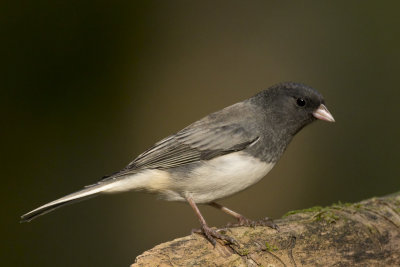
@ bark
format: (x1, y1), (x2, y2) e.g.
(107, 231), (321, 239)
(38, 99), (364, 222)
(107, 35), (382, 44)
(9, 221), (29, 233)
(132, 192), (400, 266)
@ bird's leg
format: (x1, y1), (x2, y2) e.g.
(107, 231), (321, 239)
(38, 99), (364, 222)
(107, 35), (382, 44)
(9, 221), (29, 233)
(209, 202), (255, 226)
(186, 197), (236, 246)
(209, 202), (279, 230)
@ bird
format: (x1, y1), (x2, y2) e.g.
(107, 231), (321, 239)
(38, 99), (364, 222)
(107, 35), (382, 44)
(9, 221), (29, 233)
(21, 82), (334, 246)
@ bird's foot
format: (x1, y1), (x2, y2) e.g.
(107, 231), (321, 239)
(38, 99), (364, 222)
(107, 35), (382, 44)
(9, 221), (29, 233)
(237, 215), (257, 227)
(192, 225), (238, 246)
(258, 217), (280, 231)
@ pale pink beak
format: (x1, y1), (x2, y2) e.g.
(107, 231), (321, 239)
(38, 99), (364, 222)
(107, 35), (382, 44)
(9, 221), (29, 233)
(313, 104), (335, 122)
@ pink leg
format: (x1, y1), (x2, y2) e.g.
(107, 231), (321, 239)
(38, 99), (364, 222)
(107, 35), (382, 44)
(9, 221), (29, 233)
(186, 197), (237, 246)
(209, 202), (255, 226)
(209, 202), (279, 229)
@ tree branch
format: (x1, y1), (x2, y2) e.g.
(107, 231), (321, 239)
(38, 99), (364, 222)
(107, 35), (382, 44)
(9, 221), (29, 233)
(132, 192), (400, 266)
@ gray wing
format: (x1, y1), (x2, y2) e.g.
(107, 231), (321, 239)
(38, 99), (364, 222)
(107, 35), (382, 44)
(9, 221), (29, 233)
(98, 100), (262, 180)
(107, 121), (259, 179)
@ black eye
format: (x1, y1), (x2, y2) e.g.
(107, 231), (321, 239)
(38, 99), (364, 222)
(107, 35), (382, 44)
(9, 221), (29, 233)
(296, 98), (306, 107)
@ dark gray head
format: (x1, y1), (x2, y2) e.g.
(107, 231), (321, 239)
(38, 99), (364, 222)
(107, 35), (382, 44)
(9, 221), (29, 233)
(252, 82), (334, 136)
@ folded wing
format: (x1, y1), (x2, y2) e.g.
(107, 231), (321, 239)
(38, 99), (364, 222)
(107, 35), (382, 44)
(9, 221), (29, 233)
(107, 121), (258, 179)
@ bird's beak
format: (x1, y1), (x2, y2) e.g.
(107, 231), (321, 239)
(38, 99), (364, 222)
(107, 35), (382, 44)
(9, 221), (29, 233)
(313, 104), (335, 122)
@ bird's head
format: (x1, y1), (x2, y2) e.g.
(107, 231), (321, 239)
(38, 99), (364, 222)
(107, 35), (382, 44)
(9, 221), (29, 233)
(256, 82), (334, 135)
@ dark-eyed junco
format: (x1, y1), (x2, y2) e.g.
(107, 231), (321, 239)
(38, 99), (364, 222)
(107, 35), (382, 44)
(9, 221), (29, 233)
(21, 82), (334, 245)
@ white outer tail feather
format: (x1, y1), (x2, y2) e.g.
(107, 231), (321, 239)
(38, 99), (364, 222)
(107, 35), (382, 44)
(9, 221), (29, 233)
(20, 181), (118, 222)
(20, 170), (162, 222)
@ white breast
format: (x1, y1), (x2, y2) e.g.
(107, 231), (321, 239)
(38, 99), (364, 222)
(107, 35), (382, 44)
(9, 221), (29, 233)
(103, 151), (275, 204)
(172, 151), (275, 203)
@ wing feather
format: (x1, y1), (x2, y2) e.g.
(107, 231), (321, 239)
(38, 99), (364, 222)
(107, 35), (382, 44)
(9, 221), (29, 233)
(105, 102), (260, 179)
(106, 126), (257, 179)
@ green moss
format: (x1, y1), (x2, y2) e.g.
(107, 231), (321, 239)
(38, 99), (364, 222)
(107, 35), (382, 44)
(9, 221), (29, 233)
(391, 199), (400, 214)
(313, 210), (340, 223)
(283, 200), (370, 223)
(283, 206), (339, 223)
(283, 206), (324, 217)
(394, 207), (400, 215)
(238, 248), (249, 255)
(242, 230), (252, 237)
(265, 242), (278, 252)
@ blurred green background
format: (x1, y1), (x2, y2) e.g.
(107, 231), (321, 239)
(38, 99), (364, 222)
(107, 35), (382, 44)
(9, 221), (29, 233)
(3, 1), (400, 266)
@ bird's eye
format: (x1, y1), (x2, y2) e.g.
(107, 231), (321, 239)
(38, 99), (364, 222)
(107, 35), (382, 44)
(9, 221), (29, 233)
(296, 98), (306, 107)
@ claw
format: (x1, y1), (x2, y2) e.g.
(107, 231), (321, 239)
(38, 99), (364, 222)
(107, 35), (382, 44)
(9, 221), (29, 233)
(237, 215), (257, 227)
(186, 198), (239, 246)
(261, 217), (280, 231)
(193, 225), (238, 246)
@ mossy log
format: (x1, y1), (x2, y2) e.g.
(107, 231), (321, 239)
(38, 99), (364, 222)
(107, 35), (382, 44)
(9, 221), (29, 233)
(132, 192), (400, 266)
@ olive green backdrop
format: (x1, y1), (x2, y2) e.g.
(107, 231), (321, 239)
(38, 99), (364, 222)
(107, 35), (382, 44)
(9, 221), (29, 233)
(3, 1), (400, 266)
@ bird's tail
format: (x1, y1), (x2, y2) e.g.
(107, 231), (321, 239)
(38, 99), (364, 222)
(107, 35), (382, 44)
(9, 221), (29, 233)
(20, 180), (118, 222)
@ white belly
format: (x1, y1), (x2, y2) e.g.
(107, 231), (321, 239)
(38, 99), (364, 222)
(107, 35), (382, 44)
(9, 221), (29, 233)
(171, 151), (275, 203)
(104, 151), (275, 204)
